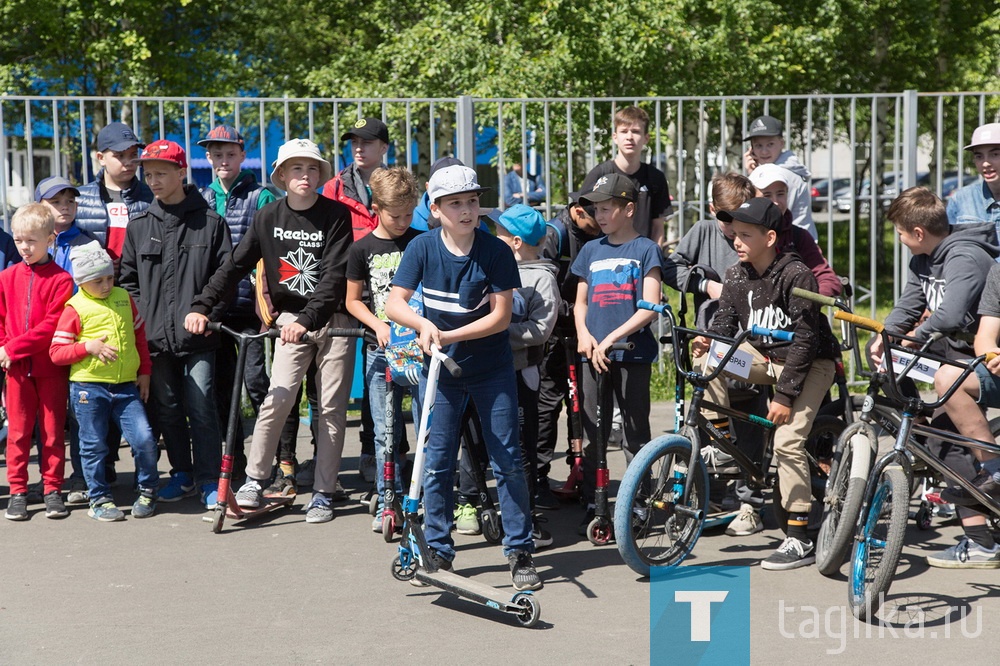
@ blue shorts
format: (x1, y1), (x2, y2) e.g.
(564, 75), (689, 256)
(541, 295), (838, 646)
(974, 362), (1000, 408)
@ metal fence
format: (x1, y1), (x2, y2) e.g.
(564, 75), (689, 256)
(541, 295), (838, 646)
(2, 91), (999, 320)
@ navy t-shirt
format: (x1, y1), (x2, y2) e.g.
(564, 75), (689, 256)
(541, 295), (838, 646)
(571, 235), (663, 363)
(392, 227), (520, 379)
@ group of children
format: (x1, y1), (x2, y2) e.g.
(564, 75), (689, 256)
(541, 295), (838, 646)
(4, 110), (1000, 589)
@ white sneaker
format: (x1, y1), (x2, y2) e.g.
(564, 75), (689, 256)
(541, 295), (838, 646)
(701, 445), (736, 471)
(235, 480), (262, 508)
(726, 503), (764, 536)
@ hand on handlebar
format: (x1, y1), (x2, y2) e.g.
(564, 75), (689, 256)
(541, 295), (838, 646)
(691, 335), (710, 358)
(280, 321), (307, 344)
(767, 401), (791, 427)
(185, 312), (210, 335)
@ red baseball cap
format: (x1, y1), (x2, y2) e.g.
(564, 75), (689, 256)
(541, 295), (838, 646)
(139, 140), (188, 169)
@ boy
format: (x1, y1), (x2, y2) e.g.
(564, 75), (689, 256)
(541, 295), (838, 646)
(579, 106), (672, 249)
(344, 166), (422, 532)
(0, 203), (74, 520)
(322, 117), (390, 241)
(692, 198), (838, 569)
(198, 126), (277, 475)
(742, 115), (816, 240)
(412, 156), (463, 231)
(35, 176), (98, 278)
(384, 165), (541, 591)
(495, 203), (560, 547)
(185, 138), (355, 524)
(119, 140), (231, 509)
(570, 174), (663, 534)
(948, 122), (1000, 237)
(76, 121), (153, 268)
(50, 245), (160, 522)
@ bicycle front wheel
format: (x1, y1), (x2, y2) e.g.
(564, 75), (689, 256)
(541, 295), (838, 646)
(849, 464), (909, 622)
(614, 434), (709, 577)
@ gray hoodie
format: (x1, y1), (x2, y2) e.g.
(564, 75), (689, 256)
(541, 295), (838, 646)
(509, 259), (560, 370)
(772, 150), (816, 241)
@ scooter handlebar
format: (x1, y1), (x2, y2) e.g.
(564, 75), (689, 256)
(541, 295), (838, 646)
(637, 299), (670, 315)
(750, 325), (793, 341)
(429, 345), (463, 378)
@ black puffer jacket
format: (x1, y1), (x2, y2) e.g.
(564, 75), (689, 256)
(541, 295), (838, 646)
(75, 170), (154, 246)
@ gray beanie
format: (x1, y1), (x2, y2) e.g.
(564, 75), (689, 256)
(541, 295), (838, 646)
(70, 242), (114, 286)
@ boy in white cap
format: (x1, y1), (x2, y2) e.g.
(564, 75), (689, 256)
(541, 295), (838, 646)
(385, 165), (542, 591)
(186, 138), (355, 524)
(50, 244), (160, 521)
(948, 122), (1000, 239)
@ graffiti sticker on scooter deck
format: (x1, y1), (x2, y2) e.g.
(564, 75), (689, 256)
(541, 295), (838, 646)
(651, 565), (749, 665)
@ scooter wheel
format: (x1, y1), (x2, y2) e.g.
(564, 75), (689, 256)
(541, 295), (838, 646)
(368, 493), (379, 516)
(915, 504), (932, 531)
(382, 514), (396, 543)
(512, 593), (541, 628)
(588, 517), (612, 545)
(391, 555), (416, 581)
(481, 510), (504, 545)
(210, 507), (225, 534)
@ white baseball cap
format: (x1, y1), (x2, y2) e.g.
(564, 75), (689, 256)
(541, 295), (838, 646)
(427, 165), (488, 203)
(748, 163), (796, 190)
(964, 123), (1000, 151)
(270, 139), (333, 191)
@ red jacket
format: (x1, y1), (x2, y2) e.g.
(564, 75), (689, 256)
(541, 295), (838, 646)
(321, 174), (377, 241)
(0, 259), (74, 378)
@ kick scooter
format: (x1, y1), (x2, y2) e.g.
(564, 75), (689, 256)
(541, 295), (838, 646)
(391, 346), (541, 627)
(553, 336), (585, 500)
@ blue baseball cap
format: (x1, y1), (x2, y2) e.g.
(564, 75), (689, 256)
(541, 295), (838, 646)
(496, 204), (547, 246)
(34, 176), (80, 202)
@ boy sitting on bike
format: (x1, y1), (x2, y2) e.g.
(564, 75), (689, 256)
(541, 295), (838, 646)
(692, 197), (839, 570)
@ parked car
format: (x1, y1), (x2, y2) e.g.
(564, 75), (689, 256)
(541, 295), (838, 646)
(810, 177), (850, 213)
(834, 171), (941, 214)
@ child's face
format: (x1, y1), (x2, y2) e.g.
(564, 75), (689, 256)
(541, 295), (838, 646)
(749, 136), (784, 165)
(894, 224), (926, 254)
(41, 190), (78, 231)
(13, 226), (55, 265)
(206, 144), (246, 183)
(613, 122), (648, 158)
(350, 137), (388, 171)
(756, 182), (789, 214)
(972, 145), (1000, 184)
(143, 161), (186, 204)
(374, 203), (414, 238)
(430, 192), (480, 235)
(279, 158), (321, 196)
(81, 274), (114, 300)
(97, 146), (140, 186)
(731, 220), (775, 265)
(593, 199), (633, 235)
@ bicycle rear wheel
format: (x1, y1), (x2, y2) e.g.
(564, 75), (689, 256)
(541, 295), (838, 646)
(614, 434), (709, 577)
(849, 464), (909, 622)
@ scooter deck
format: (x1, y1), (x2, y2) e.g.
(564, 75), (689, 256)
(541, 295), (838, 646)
(413, 568), (520, 609)
(225, 494), (295, 520)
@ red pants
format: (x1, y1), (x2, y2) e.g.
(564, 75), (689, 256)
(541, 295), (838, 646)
(5, 374), (68, 494)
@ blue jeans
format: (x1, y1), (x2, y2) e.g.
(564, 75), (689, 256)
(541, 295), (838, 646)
(366, 347), (419, 513)
(150, 351), (222, 487)
(71, 381), (159, 501)
(422, 366), (533, 560)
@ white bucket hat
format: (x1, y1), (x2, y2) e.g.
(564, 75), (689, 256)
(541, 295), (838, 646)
(270, 139), (333, 191)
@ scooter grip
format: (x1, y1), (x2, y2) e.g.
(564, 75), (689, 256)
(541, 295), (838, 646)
(610, 342), (635, 351)
(326, 328), (367, 338)
(750, 325), (793, 341)
(833, 311), (884, 333)
(637, 299), (668, 314)
(791, 287), (837, 307)
(442, 357), (463, 378)
(205, 321), (222, 332)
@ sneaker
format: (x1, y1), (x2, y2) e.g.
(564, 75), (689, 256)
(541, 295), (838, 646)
(305, 493), (334, 523)
(608, 423), (624, 448)
(534, 481), (560, 511)
(43, 491), (69, 519)
(235, 479), (263, 508)
(577, 505), (596, 537)
(159, 472), (195, 502)
(4, 493), (28, 521)
(200, 483), (219, 510)
(359, 453), (377, 484)
(926, 537), (1000, 569)
(411, 551), (453, 586)
(761, 537), (816, 571)
(701, 445), (737, 472)
(331, 480), (348, 502)
(65, 477), (90, 506)
(132, 488), (157, 519)
(372, 512), (384, 533)
(296, 458), (316, 487)
(454, 503), (480, 535)
(726, 503), (764, 536)
(941, 470), (1000, 507)
(88, 498), (125, 522)
(508, 550), (542, 591)
(532, 518), (554, 550)
(26, 481), (43, 504)
(265, 473), (296, 497)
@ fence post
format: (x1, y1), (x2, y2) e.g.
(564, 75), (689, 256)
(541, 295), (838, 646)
(902, 89), (919, 190)
(456, 95), (475, 168)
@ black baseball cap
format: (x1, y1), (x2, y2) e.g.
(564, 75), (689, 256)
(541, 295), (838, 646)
(743, 115), (782, 141)
(97, 122), (143, 153)
(580, 174), (636, 205)
(716, 197), (781, 231)
(197, 125), (245, 148)
(341, 117), (390, 143)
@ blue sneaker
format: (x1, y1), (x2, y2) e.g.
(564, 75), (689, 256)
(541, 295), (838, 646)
(200, 483), (219, 510)
(88, 498), (125, 522)
(132, 488), (157, 519)
(159, 472), (195, 502)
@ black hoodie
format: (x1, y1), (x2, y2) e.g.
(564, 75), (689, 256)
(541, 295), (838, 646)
(710, 252), (839, 408)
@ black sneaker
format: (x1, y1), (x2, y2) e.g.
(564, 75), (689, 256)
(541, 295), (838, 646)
(508, 550), (542, 591)
(761, 537), (816, 571)
(411, 551), (454, 587)
(532, 517), (554, 550)
(5, 493), (28, 521)
(534, 481), (560, 511)
(43, 491), (69, 519)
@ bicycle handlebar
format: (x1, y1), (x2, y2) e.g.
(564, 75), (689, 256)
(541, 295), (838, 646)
(749, 325), (793, 341)
(790, 287), (838, 308)
(833, 310), (885, 334)
(637, 299), (670, 315)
